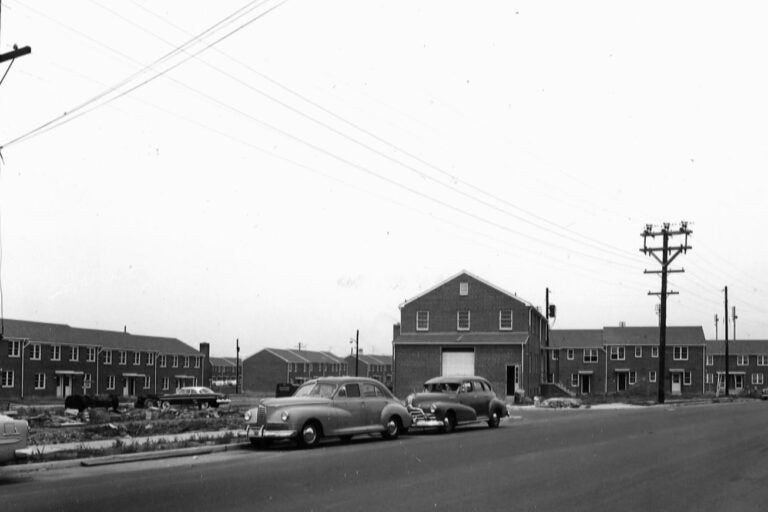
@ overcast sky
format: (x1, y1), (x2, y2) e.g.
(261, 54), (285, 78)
(0, 1), (766, 358)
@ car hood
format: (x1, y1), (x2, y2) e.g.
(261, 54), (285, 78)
(259, 396), (332, 408)
(410, 392), (457, 407)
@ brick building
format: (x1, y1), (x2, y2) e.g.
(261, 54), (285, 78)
(242, 348), (346, 393)
(0, 319), (210, 400)
(344, 353), (392, 388)
(704, 339), (768, 396)
(210, 357), (241, 386)
(548, 329), (605, 396)
(392, 270), (547, 400)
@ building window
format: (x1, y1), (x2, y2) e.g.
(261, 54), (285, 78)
(737, 355), (749, 366)
(673, 347), (688, 361)
(144, 376), (151, 389)
(706, 355), (713, 366)
(162, 377), (170, 390)
(8, 340), (20, 358)
(459, 282), (469, 296)
(499, 310), (513, 330)
(566, 349), (574, 360)
(87, 347), (97, 362)
(31, 343), (41, 360)
(706, 373), (714, 384)
(147, 353), (155, 366)
(119, 351), (127, 365)
(649, 371), (657, 383)
(104, 350), (112, 365)
(195, 356), (201, 368)
(752, 373), (764, 385)
(552, 351), (559, 361)
(735, 374), (744, 390)
(584, 349), (598, 363)
(52, 344), (61, 361)
(684, 372), (692, 386)
(609, 346), (625, 361)
(84, 373), (92, 390)
(159, 354), (167, 368)
(34, 373), (46, 389)
(570, 373), (578, 387)
(2, 370), (14, 388)
(634, 346), (642, 358)
(651, 346), (659, 358)
(172, 355), (179, 368)
(133, 352), (141, 365)
(457, 310), (470, 331)
(758, 356), (768, 366)
(107, 375), (116, 390)
(416, 311), (430, 331)
(629, 371), (637, 385)
(184, 356), (190, 368)
(70, 346), (79, 362)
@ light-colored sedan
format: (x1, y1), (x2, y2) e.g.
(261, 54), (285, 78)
(0, 413), (28, 465)
(244, 377), (411, 448)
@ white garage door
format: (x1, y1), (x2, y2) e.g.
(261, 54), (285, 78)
(442, 350), (475, 376)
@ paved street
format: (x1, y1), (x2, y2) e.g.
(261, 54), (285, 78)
(3, 400), (767, 512)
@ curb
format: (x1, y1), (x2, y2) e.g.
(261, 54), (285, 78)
(4, 441), (250, 474)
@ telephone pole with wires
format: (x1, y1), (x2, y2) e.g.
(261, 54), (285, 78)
(0, 2), (32, 88)
(641, 222), (692, 404)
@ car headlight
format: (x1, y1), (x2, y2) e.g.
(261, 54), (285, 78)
(430, 403), (437, 413)
(405, 394), (414, 407)
(244, 411), (252, 421)
(281, 410), (290, 422)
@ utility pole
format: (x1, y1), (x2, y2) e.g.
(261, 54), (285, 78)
(641, 222), (692, 404)
(355, 330), (359, 377)
(732, 306), (738, 341)
(0, 1), (32, 87)
(545, 288), (550, 382)
(235, 338), (240, 394)
(724, 287), (729, 397)
(714, 314), (719, 340)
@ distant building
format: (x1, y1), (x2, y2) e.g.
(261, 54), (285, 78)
(704, 339), (768, 396)
(548, 329), (605, 396)
(0, 319), (210, 400)
(210, 357), (241, 386)
(392, 270), (547, 400)
(344, 353), (392, 388)
(242, 348), (346, 393)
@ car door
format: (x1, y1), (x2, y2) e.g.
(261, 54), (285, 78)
(332, 383), (367, 435)
(361, 382), (388, 428)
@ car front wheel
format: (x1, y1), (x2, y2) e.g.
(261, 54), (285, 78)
(382, 416), (402, 440)
(298, 421), (322, 448)
(488, 409), (501, 428)
(160, 401), (171, 410)
(441, 412), (456, 434)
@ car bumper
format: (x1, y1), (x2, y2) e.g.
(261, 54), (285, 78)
(408, 408), (444, 428)
(246, 425), (296, 439)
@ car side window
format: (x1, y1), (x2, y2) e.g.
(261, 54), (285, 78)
(362, 383), (377, 397)
(460, 382), (472, 393)
(472, 380), (484, 392)
(346, 384), (361, 398)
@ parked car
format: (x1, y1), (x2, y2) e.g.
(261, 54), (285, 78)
(65, 394), (120, 412)
(138, 386), (231, 409)
(406, 375), (508, 433)
(244, 377), (412, 448)
(0, 413), (28, 465)
(761, 387), (768, 400)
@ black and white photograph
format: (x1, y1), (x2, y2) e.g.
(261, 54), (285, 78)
(1, 1), (767, 510)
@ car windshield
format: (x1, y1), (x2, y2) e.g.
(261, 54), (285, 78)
(199, 387), (215, 394)
(424, 382), (460, 393)
(294, 382), (337, 398)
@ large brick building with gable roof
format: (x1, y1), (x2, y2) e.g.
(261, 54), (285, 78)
(242, 348), (346, 393)
(0, 319), (211, 400)
(392, 270), (547, 400)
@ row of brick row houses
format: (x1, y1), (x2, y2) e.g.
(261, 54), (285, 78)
(241, 348), (393, 393)
(548, 328), (768, 398)
(0, 319), (211, 400)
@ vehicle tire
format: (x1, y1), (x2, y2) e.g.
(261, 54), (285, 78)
(441, 412), (456, 434)
(160, 401), (171, 410)
(200, 401), (210, 410)
(298, 420), (322, 448)
(488, 409), (501, 429)
(382, 416), (402, 440)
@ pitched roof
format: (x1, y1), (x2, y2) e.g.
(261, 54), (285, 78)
(603, 326), (705, 346)
(1, 318), (200, 355)
(210, 357), (238, 367)
(705, 339), (768, 355)
(346, 354), (393, 366)
(262, 348), (343, 364)
(394, 332), (529, 345)
(549, 330), (604, 348)
(398, 270), (538, 311)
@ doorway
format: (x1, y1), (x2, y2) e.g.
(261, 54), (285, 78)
(123, 377), (137, 397)
(616, 372), (628, 392)
(56, 375), (73, 398)
(671, 372), (682, 395)
(580, 374), (592, 394)
(506, 365), (520, 396)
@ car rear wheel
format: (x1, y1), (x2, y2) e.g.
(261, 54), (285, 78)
(382, 416), (402, 440)
(488, 409), (501, 428)
(200, 401), (210, 410)
(298, 421), (322, 448)
(441, 412), (456, 434)
(160, 401), (171, 410)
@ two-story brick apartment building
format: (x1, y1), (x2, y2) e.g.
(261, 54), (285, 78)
(704, 339), (768, 396)
(242, 348), (346, 393)
(344, 353), (392, 388)
(392, 271), (547, 400)
(548, 325), (706, 398)
(0, 319), (210, 400)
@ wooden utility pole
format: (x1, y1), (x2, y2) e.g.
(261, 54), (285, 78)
(732, 306), (738, 341)
(235, 338), (240, 394)
(724, 287), (729, 397)
(355, 330), (359, 377)
(714, 314), (719, 340)
(641, 222), (692, 404)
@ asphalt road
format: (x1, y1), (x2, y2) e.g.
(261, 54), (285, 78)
(3, 400), (768, 512)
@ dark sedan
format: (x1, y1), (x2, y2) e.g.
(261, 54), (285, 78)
(140, 386), (231, 409)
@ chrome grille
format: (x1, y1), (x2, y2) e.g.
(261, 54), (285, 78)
(255, 405), (267, 427)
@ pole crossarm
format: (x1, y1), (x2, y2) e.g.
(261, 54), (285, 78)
(0, 46), (31, 64)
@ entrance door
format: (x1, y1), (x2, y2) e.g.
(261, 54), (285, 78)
(56, 375), (73, 397)
(616, 372), (628, 392)
(506, 365), (519, 395)
(581, 374), (591, 394)
(671, 373), (682, 395)
(123, 377), (136, 397)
